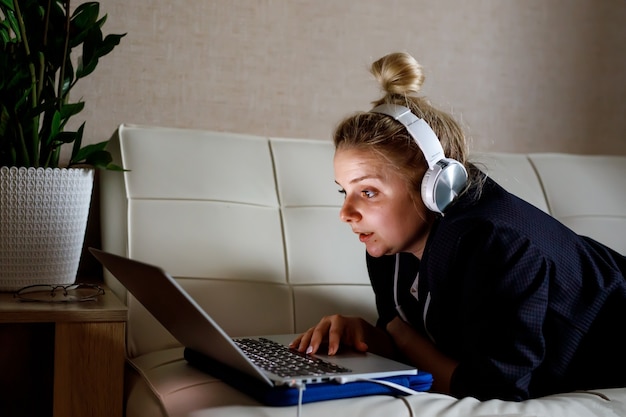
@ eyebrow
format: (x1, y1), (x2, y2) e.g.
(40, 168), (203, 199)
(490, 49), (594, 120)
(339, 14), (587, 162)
(335, 174), (382, 186)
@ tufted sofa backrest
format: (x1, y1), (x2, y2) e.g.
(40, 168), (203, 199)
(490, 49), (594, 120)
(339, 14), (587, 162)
(101, 125), (373, 357)
(100, 124), (625, 358)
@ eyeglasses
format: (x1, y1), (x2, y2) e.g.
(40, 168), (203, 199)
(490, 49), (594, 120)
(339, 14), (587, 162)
(14, 283), (105, 303)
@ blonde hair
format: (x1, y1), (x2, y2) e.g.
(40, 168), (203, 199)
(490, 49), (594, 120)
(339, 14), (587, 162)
(334, 52), (477, 202)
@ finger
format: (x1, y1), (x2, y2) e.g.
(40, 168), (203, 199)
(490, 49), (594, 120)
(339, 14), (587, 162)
(294, 319), (330, 354)
(330, 318), (368, 355)
(350, 321), (369, 353)
(326, 318), (345, 355)
(294, 328), (314, 352)
(308, 320), (332, 354)
(289, 334), (303, 349)
(354, 340), (369, 352)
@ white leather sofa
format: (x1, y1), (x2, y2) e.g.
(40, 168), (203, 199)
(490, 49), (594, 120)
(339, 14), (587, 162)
(100, 124), (626, 417)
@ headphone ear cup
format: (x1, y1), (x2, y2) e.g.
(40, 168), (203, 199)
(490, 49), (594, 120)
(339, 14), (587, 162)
(421, 158), (468, 214)
(421, 167), (438, 213)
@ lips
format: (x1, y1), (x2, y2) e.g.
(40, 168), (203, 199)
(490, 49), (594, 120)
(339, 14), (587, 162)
(358, 233), (372, 243)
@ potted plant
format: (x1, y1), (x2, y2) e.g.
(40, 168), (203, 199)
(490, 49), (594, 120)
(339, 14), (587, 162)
(0, 0), (125, 291)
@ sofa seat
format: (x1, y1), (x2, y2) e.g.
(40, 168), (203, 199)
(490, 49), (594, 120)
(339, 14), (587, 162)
(125, 348), (258, 417)
(100, 124), (626, 417)
(125, 346), (414, 417)
(196, 391), (626, 417)
(125, 347), (626, 417)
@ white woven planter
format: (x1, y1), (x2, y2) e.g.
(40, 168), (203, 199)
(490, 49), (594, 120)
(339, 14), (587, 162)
(0, 166), (95, 291)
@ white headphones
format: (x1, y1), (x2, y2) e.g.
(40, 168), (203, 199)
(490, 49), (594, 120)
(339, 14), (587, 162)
(371, 103), (468, 214)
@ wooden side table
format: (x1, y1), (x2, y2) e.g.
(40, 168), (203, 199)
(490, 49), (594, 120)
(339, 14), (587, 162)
(0, 286), (127, 417)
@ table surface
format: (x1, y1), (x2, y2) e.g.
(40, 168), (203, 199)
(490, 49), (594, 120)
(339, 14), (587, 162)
(0, 286), (127, 323)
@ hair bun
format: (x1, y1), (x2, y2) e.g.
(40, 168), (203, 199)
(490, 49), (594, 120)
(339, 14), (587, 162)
(371, 52), (425, 96)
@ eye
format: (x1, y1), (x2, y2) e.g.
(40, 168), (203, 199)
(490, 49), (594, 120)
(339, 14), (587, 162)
(337, 188), (346, 197)
(362, 190), (376, 198)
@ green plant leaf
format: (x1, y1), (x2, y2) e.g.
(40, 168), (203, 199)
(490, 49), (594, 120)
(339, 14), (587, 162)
(59, 101), (85, 120)
(76, 31), (125, 79)
(71, 146), (125, 171)
(97, 32), (125, 57)
(84, 149), (111, 167)
(54, 131), (78, 144)
(14, 85), (32, 112)
(50, 110), (61, 140)
(69, 2), (99, 47)
(60, 58), (75, 97)
(0, 0), (15, 10)
(76, 25), (102, 78)
(1, 9), (20, 43)
(82, 149), (124, 170)
(0, 103), (9, 137)
(7, 66), (30, 90)
(72, 2), (99, 29)
(70, 139), (106, 163)
(70, 121), (85, 160)
(0, 22), (9, 42)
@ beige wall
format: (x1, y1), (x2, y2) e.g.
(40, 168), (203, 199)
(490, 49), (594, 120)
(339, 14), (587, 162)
(72, 0), (626, 155)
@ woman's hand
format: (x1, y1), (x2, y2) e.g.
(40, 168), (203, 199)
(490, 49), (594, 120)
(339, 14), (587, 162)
(290, 315), (387, 356)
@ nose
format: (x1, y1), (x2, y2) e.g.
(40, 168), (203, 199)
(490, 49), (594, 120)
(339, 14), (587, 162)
(339, 199), (361, 223)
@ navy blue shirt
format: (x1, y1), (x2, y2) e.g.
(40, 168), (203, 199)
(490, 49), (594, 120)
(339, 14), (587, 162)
(367, 175), (626, 401)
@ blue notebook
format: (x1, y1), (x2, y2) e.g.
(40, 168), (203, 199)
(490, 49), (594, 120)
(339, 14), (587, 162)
(184, 347), (433, 406)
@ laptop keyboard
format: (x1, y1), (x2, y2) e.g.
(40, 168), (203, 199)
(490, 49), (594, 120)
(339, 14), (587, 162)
(234, 337), (352, 378)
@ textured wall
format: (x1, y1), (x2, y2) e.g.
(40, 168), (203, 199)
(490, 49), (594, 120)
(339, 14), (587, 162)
(71, 0), (626, 155)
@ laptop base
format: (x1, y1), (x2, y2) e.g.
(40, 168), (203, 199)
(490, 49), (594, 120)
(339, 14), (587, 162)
(184, 347), (433, 406)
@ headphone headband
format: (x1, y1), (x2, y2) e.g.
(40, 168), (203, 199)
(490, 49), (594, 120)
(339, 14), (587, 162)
(371, 103), (444, 169)
(370, 103), (468, 214)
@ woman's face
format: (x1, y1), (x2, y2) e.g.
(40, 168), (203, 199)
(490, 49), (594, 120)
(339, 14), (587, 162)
(334, 147), (433, 259)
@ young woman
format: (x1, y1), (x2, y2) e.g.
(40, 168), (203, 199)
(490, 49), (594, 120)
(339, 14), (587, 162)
(291, 52), (626, 401)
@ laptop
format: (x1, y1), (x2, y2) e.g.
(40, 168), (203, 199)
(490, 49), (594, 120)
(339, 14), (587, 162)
(90, 248), (431, 405)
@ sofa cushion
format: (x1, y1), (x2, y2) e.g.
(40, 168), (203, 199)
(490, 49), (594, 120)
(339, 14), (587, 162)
(471, 152), (550, 213)
(125, 348), (259, 417)
(126, 349), (626, 417)
(529, 154), (626, 254)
